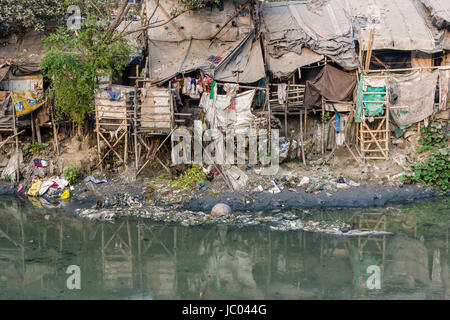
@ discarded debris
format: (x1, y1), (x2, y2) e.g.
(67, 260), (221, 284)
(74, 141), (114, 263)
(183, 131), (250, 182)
(84, 176), (107, 184)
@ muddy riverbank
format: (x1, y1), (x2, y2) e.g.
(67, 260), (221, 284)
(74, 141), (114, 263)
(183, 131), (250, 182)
(0, 179), (443, 212)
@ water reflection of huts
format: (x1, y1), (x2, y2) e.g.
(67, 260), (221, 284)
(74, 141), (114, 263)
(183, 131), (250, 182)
(0, 202), (448, 299)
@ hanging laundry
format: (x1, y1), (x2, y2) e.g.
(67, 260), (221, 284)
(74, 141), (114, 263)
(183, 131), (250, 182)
(277, 83), (287, 105)
(209, 81), (216, 99)
(208, 56), (222, 64)
(335, 111), (340, 133)
(224, 83), (239, 113)
(186, 77), (192, 92)
(204, 76), (214, 92)
(198, 78), (204, 93)
(182, 77), (190, 94)
(189, 79), (200, 99)
(107, 91), (121, 101)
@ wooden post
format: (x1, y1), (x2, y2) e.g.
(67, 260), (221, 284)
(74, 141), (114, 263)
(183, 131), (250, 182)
(299, 110), (306, 165)
(124, 94), (128, 167)
(52, 105), (60, 155)
(13, 106), (19, 182)
(134, 88), (139, 171)
(284, 83), (288, 138)
(321, 97), (325, 155)
(31, 112), (35, 143)
(34, 117), (42, 144)
(304, 106), (307, 139)
(95, 95), (102, 171)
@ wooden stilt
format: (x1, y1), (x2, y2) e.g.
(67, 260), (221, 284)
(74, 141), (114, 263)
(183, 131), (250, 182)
(31, 112), (35, 143)
(13, 106), (19, 182)
(299, 110), (306, 165)
(34, 117), (42, 144)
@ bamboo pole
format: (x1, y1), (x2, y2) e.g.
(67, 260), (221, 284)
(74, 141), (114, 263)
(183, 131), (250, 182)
(134, 88), (139, 171)
(210, 0), (250, 40)
(13, 105), (19, 182)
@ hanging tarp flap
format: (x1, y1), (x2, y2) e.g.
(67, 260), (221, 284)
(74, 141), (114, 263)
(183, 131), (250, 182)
(11, 91), (45, 117)
(388, 70), (439, 126)
(261, 1), (358, 70)
(149, 39), (241, 84)
(267, 49), (324, 78)
(214, 31), (266, 83)
(150, 31), (265, 84)
(303, 64), (357, 108)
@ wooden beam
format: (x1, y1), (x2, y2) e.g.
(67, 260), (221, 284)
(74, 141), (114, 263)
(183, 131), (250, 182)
(0, 130), (25, 151)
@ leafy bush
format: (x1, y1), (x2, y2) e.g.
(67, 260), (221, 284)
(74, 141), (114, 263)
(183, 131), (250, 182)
(400, 148), (449, 192)
(24, 143), (47, 156)
(64, 164), (81, 184)
(417, 121), (448, 153)
(401, 121), (449, 192)
(40, 17), (130, 128)
(0, 0), (66, 37)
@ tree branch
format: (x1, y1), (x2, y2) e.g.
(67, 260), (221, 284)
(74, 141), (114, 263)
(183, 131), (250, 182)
(107, 1), (131, 36)
(118, 6), (201, 39)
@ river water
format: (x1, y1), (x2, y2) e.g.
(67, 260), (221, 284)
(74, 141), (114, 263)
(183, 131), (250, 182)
(0, 196), (448, 300)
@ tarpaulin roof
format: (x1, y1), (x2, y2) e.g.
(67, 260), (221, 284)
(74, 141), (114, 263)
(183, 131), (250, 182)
(347, 0), (449, 53)
(0, 31), (44, 67)
(261, 0), (449, 75)
(267, 49), (324, 78)
(149, 30), (265, 84)
(419, 0), (450, 29)
(146, 0), (252, 41)
(261, 1), (358, 71)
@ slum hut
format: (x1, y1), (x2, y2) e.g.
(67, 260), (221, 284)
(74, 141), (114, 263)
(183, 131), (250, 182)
(93, 9), (150, 172)
(138, 0), (269, 176)
(352, 0), (450, 161)
(0, 31), (53, 181)
(260, 0), (359, 162)
(261, 0), (449, 164)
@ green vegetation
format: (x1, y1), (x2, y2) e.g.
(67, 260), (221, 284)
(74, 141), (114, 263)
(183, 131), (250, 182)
(40, 17), (130, 129)
(170, 165), (206, 190)
(64, 164), (81, 184)
(401, 121), (449, 192)
(0, 0), (66, 37)
(24, 142), (47, 156)
(417, 121), (448, 152)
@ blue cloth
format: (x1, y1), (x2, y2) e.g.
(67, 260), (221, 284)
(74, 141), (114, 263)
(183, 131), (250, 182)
(107, 91), (121, 101)
(335, 111), (340, 133)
